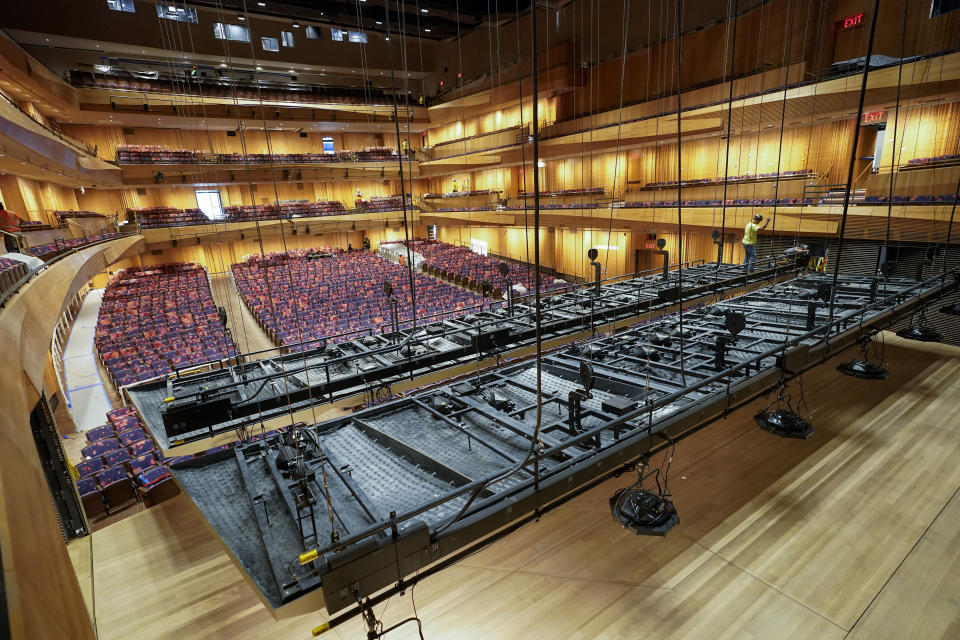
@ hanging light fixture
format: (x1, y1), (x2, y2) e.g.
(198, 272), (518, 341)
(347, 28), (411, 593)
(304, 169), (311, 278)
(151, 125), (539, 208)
(610, 459), (678, 536)
(754, 381), (813, 439)
(896, 307), (941, 343)
(837, 337), (889, 380)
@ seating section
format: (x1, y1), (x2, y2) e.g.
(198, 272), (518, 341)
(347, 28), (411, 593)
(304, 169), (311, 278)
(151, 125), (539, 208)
(0, 257), (29, 298)
(129, 206), (211, 228)
(95, 263), (239, 387)
(422, 189), (500, 199)
(231, 249), (488, 350)
(114, 145), (399, 166)
(223, 200), (347, 222)
(409, 240), (567, 294)
(357, 195), (406, 212)
(74, 405), (178, 519)
(634, 169), (814, 190)
(904, 154), (960, 169)
(517, 187), (606, 198)
(70, 70), (390, 105)
(25, 232), (122, 259)
(54, 210), (107, 222)
(116, 145), (197, 164)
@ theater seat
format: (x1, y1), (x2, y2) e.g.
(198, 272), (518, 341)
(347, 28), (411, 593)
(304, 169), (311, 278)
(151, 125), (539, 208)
(76, 477), (106, 521)
(96, 466), (136, 513)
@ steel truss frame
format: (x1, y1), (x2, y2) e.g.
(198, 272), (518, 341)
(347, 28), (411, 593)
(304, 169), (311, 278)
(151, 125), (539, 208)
(170, 268), (957, 616)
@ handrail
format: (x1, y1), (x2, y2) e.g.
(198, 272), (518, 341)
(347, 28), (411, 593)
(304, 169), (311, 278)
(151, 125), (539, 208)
(0, 232), (139, 310)
(0, 90), (104, 160)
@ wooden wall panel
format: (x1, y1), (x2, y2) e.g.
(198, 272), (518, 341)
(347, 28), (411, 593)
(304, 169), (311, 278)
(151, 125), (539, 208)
(426, 98), (554, 147)
(0, 237), (142, 640)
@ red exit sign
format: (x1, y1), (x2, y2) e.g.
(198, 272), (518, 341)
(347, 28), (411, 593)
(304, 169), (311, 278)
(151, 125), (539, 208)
(862, 110), (886, 125)
(840, 12), (864, 30)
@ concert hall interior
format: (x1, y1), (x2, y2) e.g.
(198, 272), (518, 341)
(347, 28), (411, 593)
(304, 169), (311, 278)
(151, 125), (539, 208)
(2, 0), (960, 638)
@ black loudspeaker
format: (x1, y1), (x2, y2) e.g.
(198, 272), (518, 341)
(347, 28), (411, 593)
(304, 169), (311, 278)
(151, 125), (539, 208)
(472, 327), (511, 353)
(162, 394), (235, 437)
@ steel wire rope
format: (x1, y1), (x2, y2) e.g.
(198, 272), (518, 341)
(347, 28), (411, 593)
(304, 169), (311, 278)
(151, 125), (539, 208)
(673, 0), (687, 388)
(715, 0), (740, 267)
(708, 0), (736, 248)
(763, 0), (796, 259)
(879, 0), (911, 293)
(229, 0), (329, 442)
(152, 4), (252, 371)
(601, 0), (632, 281)
(382, 0), (420, 334)
(826, 0), (882, 328)
(433, 0), (550, 535)
(169, 1), (259, 362)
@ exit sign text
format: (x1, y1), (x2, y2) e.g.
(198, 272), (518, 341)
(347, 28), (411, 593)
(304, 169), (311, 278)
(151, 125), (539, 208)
(862, 110), (886, 125)
(840, 12), (864, 30)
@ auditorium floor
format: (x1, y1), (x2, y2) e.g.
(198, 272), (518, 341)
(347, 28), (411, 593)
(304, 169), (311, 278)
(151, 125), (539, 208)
(71, 333), (960, 639)
(208, 272), (276, 357)
(62, 288), (115, 430)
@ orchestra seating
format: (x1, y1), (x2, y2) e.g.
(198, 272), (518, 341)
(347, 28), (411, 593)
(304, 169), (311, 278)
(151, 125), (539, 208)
(75, 405), (177, 518)
(231, 248), (488, 350)
(409, 240), (567, 294)
(25, 232), (122, 259)
(130, 206), (211, 228)
(94, 263), (239, 387)
(223, 200), (347, 222)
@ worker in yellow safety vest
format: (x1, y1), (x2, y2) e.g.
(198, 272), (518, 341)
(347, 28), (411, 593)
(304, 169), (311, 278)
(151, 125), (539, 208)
(742, 213), (769, 272)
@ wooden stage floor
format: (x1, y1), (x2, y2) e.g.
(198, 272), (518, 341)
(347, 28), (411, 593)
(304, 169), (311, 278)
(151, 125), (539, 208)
(69, 333), (960, 639)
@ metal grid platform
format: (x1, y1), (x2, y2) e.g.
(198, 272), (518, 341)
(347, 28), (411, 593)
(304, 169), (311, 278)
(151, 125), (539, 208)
(170, 269), (957, 612)
(130, 256), (802, 449)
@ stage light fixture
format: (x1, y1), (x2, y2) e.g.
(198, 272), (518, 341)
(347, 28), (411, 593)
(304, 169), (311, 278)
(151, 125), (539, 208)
(837, 338), (888, 380)
(610, 460), (678, 536)
(896, 308), (941, 343)
(896, 325), (942, 342)
(755, 408), (813, 438)
(837, 359), (889, 379)
(941, 302), (960, 316)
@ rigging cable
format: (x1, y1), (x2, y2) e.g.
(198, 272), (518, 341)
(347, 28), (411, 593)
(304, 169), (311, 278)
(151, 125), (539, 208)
(826, 0), (882, 328)
(674, 0), (687, 388)
(716, 0), (739, 266)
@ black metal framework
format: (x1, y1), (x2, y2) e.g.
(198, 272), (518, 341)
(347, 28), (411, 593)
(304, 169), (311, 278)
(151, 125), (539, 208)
(171, 268), (957, 616)
(130, 256), (802, 448)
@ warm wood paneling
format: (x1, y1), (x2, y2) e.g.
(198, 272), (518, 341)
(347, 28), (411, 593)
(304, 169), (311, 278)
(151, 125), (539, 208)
(0, 236), (142, 640)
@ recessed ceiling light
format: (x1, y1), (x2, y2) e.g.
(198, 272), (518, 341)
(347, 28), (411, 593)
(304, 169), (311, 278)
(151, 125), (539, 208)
(256, 66), (263, 71)
(421, 8), (428, 12)
(424, 28), (431, 32)
(238, 14), (246, 20)
(257, 1), (265, 5)
(220, 63), (228, 68)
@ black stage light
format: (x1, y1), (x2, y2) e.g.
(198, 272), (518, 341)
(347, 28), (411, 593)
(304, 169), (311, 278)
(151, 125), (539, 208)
(940, 302), (960, 316)
(837, 358), (889, 380)
(755, 408), (814, 439)
(610, 486), (679, 536)
(896, 325), (942, 342)
(628, 344), (660, 361)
